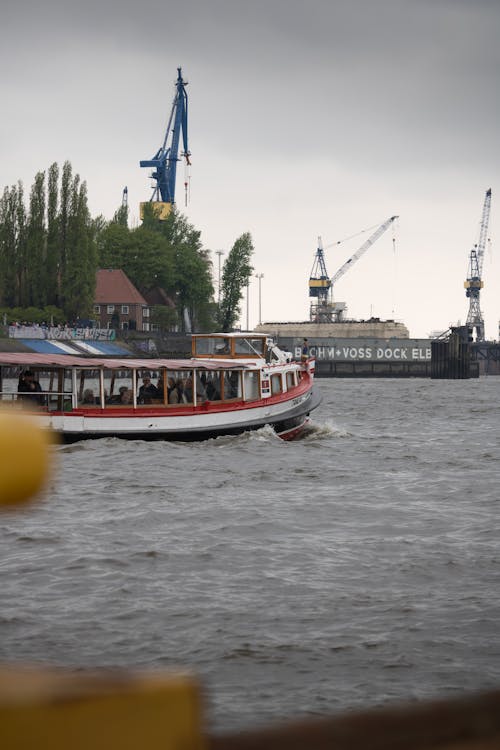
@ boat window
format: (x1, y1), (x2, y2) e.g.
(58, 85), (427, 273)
(60, 370), (73, 411)
(165, 370), (194, 404)
(201, 371), (222, 401)
(223, 370), (241, 400)
(286, 371), (296, 389)
(243, 371), (260, 401)
(271, 373), (282, 395)
(136, 369), (162, 404)
(76, 369), (102, 406)
(193, 337), (231, 356)
(0, 366), (74, 411)
(104, 368), (134, 405)
(233, 337), (265, 357)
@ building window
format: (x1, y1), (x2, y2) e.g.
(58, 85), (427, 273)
(142, 307), (150, 318)
(94, 305), (100, 314)
(107, 304), (115, 314)
(142, 322), (150, 332)
(150, 323), (160, 332)
(121, 305), (129, 314)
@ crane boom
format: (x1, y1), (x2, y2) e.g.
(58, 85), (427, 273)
(330, 215), (398, 286)
(467, 188), (491, 281)
(140, 67), (190, 219)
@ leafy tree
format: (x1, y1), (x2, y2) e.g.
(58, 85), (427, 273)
(62, 179), (97, 321)
(15, 183), (28, 308)
(112, 197), (129, 227)
(46, 163), (60, 305)
(26, 171), (46, 307)
(217, 232), (254, 331)
(150, 304), (178, 334)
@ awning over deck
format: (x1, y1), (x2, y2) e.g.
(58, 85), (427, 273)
(0, 353), (254, 371)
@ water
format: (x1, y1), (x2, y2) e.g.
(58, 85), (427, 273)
(1, 377), (500, 732)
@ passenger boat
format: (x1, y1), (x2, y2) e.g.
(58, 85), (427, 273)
(0, 333), (321, 442)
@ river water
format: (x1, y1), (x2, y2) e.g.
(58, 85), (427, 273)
(1, 377), (500, 732)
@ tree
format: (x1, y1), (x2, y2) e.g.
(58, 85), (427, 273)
(46, 163), (60, 306)
(61, 178), (97, 321)
(217, 232), (254, 331)
(26, 171), (46, 307)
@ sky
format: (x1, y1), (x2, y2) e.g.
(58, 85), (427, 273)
(2, 0), (499, 338)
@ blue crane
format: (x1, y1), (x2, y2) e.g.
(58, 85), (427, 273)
(140, 67), (190, 217)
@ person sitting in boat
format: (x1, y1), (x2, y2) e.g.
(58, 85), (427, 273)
(120, 388), (132, 404)
(108, 386), (132, 405)
(82, 388), (96, 404)
(181, 376), (193, 403)
(137, 376), (159, 404)
(167, 377), (180, 404)
(17, 369), (44, 406)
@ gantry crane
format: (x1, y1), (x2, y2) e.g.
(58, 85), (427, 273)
(464, 189), (492, 342)
(309, 215), (398, 322)
(140, 67), (191, 220)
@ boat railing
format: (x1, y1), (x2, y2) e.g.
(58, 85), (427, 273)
(0, 391), (75, 411)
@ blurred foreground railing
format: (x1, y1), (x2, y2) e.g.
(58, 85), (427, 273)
(1, 666), (500, 750)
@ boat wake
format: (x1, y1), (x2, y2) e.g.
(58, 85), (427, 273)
(299, 419), (352, 441)
(208, 424), (282, 446)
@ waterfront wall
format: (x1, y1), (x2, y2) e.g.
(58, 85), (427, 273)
(255, 319), (410, 339)
(276, 336), (433, 378)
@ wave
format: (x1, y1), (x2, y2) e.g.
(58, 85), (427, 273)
(300, 419), (352, 440)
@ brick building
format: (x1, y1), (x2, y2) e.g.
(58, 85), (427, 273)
(94, 269), (151, 331)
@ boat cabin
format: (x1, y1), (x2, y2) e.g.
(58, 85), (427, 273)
(0, 335), (302, 413)
(192, 334), (267, 359)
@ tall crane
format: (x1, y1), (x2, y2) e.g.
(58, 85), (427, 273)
(308, 236), (331, 311)
(464, 188), (492, 342)
(140, 67), (191, 221)
(309, 215), (398, 322)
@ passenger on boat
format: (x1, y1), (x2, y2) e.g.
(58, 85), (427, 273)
(82, 388), (96, 404)
(120, 388), (132, 404)
(301, 338), (309, 362)
(182, 377), (193, 403)
(108, 386), (132, 405)
(17, 370), (44, 405)
(137, 376), (159, 404)
(167, 377), (179, 404)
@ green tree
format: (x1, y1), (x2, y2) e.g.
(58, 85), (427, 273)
(26, 171), (46, 307)
(46, 162), (60, 306)
(217, 232), (254, 331)
(62, 178), (97, 321)
(15, 183), (28, 308)
(159, 210), (215, 331)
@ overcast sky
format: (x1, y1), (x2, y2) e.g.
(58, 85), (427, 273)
(2, 0), (499, 337)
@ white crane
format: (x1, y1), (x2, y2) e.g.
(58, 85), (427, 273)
(310, 215), (398, 322)
(464, 189), (492, 342)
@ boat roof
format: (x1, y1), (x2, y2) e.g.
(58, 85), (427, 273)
(0, 353), (253, 371)
(193, 332), (267, 338)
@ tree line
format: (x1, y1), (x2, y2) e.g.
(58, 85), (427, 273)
(0, 162), (254, 333)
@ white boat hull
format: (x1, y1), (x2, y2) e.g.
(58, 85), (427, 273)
(41, 387), (321, 442)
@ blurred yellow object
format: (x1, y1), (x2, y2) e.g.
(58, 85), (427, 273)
(0, 667), (206, 750)
(0, 409), (52, 507)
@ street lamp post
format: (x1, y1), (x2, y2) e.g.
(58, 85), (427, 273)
(246, 280), (250, 330)
(255, 273), (264, 326)
(215, 250), (224, 307)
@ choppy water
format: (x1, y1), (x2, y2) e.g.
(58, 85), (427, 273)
(1, 377), (500, 732)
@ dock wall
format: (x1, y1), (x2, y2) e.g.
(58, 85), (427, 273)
(276, 336), (433, 378)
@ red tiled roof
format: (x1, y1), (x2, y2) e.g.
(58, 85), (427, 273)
(95, 269), (147, 305)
